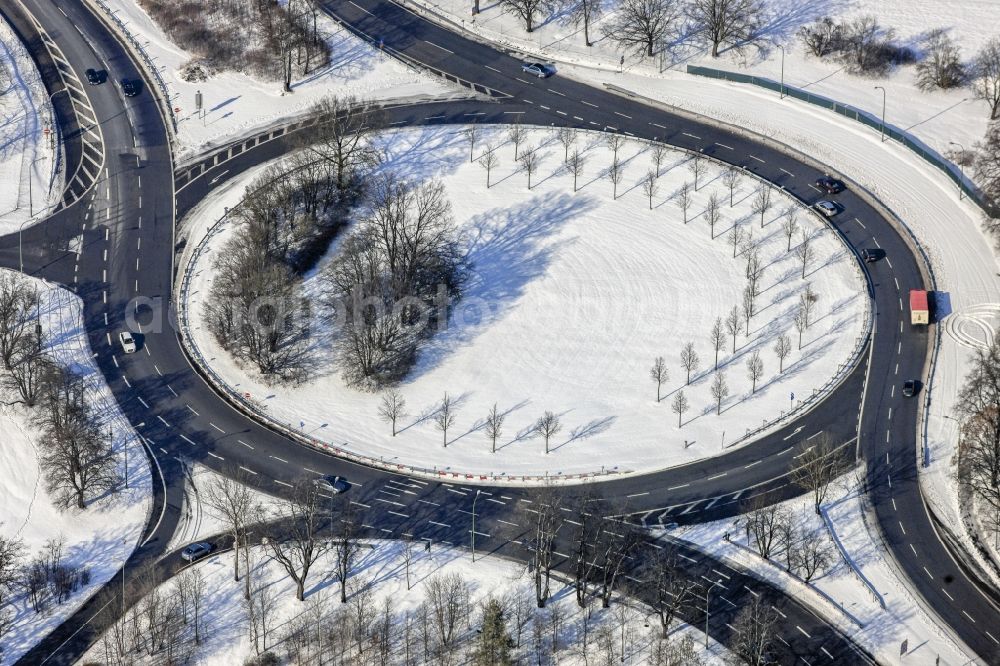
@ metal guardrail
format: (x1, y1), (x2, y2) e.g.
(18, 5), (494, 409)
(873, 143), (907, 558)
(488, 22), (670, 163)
(686, 65), (999, 220)
(82, 0), (178, 137)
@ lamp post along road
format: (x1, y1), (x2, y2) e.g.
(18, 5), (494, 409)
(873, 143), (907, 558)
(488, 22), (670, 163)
(778, 45), (785, 99)
(471, 489), (482, 562)
(874, 86), (887, 142)
(704, 578), (724, 649)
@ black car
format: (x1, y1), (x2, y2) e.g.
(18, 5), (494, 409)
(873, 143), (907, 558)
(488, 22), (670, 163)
(861, 248), (879, 263)
(816, 177), (845, 194)
(121, 78), (139, 97)
(85, 68), (105, 85)
(902, 380), (919, 397)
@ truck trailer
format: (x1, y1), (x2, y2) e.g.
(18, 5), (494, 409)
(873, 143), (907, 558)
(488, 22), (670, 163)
(910, 289), (929, 325)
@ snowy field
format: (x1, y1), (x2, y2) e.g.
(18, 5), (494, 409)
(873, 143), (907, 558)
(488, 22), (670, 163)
(183, 126), (868, 479)
(83, 538), (728, 665)
(410, 0), (998, 165)
(679, 475), (978, 665)
(96, 0), (457, 159)
(0, 274), (150, 666)
(0, 15), (59, 236)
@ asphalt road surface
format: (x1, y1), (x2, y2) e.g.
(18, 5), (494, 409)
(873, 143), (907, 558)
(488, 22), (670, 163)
(0, 0), (997, 663)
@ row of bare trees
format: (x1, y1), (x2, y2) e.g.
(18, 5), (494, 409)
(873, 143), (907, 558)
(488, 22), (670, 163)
(500, 0), (764, 60)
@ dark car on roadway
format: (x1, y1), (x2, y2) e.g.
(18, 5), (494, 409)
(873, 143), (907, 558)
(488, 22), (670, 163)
(121, 78), (139, 97)
(816, 177), (845, 194)
(861, 248), (881, 263)
(902, 380), (919, 397)
(180, 542), (214, 562)
(521, 62), (556, 78)
(85, 68), (105, 85)
(314, 475), (350, 494)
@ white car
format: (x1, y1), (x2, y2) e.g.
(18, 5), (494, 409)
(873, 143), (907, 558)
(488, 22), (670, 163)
(119, 331), (137, 354)
(814, 200), (840, 217)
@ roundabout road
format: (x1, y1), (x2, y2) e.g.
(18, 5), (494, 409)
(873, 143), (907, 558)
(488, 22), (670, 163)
(1, 0), (996, 663)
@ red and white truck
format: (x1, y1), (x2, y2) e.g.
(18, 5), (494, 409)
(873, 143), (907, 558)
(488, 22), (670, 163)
(910, 289), (930, 325)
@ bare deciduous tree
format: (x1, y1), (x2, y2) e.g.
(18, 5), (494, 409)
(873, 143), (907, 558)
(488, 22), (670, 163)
(536, 411), (562, 454)
(520, 486), (561, 607)
(774, 334), (792, 373)
(915, 29), (965, 91)
(263, 480), (332, 602)
(650, 356), (669, 402)
(642, 170), (659, 209)
(794, 305), (807, 350)
(378, 389), (406, 436)
(478, 143), (499, 188)
(485, 403), (506, 453)
(746, 349), (764, 392)
(603, 0), (681, 58)
(0, 272), (38, 371)
(687, 154), (705, 191)
(751, 184), (772, 227)
(711, 372), (729, 415)
(462, 124), (480, 162)
(957, 338), (1000, 524)
(781, 206), (799, 252)
(676, 182), (693, 223)
(566, 148), (586, 192)
(646, 548), (697, 637)
(725, 305), (741, 352)
(709, 317), (725, 369)
(721, 166), (740, 206)
(651, 144), (667, 177)
(499, 0), (548, 32)
(798, 16), (843, 57)
(519, 145), (541, 189)
(436, 393), (457, 447)
(571, 0), (603, 46)
(671, 389), (689, 427)
(332, 496), (362, 603)
(706, 192), (721, 238)
(680, 342), (699, 385)
(800, 282), (818, 327)
(790, 530), (833, 582)
(556, 127), (576, 161)
(507, 122), (527, 159)
(205, 466), (262, 599)
(795, 229), (813, 278)
(974, 122), (1000, 208)
(728, 595), (778, 666)
(791, 434), (845, 514)
(743, 496), (784, 559)
(727, 222), (745, 259)
(607, 157), (624, 199)
(306, 95), (384, 191)
(606, 133), (624, 161)
(688, 0), (763, 57)
(34, 365), (119, 510)
(972, 37), (1000, 120)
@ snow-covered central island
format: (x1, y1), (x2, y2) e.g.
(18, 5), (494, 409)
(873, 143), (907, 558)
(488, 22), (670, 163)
(183, 126), (869, 479)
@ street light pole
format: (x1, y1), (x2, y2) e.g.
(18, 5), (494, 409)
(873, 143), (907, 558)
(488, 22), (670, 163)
(704, 578), (724, 649)
(949, 141), (967, 200)
(874, 86), (887, 142)
(471, 490), (482, 562)
(778, 45), (785, 99)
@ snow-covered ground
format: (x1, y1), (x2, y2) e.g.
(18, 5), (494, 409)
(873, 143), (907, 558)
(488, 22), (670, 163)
(410, 0), (997, 169)
(0, 15), (59, 236)
(183, 125), (867, 479)
(0, 273), (150, 666)
(83, 538), (728, 665)
(678, 474), (977, 665)
(95, 0), (457, 159)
